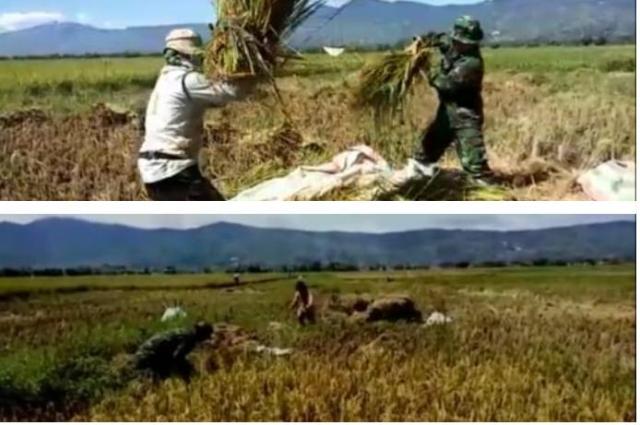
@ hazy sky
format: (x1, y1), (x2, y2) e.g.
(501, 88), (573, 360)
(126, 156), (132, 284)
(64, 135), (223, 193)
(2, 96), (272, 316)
(0, 0), (483, 32)
(0, 215), (633, 233)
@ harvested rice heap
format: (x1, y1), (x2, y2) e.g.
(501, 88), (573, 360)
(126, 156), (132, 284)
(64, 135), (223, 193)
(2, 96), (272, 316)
(205, 0), (324, 80)
(353, 36), (434, 119)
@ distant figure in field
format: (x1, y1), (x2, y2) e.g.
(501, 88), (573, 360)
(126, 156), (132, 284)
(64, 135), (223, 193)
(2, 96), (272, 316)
(233, 273), (241, 286)
(134, 321), (213, 380)
(290, 277), (316, 325)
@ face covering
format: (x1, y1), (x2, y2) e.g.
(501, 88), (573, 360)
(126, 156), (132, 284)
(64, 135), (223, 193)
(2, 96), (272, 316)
(164, 49), (204, 70)
(190, 53), (204, 69)
(164, 49), (185, 67)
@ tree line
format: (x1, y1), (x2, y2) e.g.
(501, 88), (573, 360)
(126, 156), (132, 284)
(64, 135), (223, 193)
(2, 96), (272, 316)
(0, 257), (630, 278)
(0, 35), (634, 61)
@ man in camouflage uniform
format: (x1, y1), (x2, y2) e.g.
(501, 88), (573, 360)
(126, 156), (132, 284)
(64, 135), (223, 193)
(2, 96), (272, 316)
(413, 16), (494, 186)
(134, 322), (213, 380)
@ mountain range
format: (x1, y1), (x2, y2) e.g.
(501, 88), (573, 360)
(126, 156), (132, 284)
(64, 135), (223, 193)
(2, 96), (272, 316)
(0, 0), (635, 57)
(0, 218), (634, 268)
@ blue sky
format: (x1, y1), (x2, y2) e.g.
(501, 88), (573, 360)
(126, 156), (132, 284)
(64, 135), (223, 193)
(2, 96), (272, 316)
(0, 215), (634, 232)
(0, 0), (482, 32)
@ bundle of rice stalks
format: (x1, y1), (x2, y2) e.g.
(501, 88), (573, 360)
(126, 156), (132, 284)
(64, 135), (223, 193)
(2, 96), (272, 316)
(353, 37), (433, 119)
(326, 293), (373, 315)
(205, 0), (324, 80)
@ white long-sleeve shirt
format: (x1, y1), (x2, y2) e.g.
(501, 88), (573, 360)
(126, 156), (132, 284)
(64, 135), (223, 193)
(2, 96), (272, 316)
(138, 64), (249, 184)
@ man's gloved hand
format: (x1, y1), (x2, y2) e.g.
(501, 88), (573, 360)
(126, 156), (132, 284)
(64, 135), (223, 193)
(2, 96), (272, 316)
(423, 31), (445, 47)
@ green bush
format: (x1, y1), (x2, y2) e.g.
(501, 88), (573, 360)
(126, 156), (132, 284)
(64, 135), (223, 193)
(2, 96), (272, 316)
(0, 323), (149, 418)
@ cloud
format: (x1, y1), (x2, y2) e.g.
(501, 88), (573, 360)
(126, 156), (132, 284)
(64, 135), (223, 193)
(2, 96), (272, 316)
(75, 12), (90, 24)
(0, 11), (65, 32)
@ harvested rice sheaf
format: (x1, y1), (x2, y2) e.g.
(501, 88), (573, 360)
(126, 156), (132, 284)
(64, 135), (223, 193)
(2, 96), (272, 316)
(205, 0), (324, 80)
(353, 38), (433, 119)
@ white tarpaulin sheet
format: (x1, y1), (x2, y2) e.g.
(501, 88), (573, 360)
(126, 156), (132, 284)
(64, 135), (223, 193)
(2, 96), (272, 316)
(578, 160), (635, 201)
(232, 145), (436, 201)
(424, 312), (453, 327)
(323, 46), (345, 57)
(161, 307), (187, 322)
(255, 345), (294, 356)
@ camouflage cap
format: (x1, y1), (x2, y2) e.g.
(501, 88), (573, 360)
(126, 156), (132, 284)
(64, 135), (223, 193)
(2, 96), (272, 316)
(451, 16), (484, 45)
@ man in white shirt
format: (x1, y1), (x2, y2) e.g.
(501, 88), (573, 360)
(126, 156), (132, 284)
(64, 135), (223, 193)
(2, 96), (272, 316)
(138, 28), (255, 201)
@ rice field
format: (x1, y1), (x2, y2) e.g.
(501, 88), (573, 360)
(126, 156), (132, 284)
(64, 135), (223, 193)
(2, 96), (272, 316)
(0, 273), (281, 299)
(0, 46), (634, 112)
(0, 265), (635, 421)
(0, 45), (635, 200)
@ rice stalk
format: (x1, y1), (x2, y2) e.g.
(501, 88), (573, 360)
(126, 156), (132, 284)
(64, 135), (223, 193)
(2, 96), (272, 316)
(205, 0), (324, 80)
(205, 0), (324, 135)
(353, 37), (433, 120)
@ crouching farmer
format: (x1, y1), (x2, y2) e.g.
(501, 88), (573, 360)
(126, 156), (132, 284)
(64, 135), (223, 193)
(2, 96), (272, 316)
(134, 321), (213, 380)
(138, 29), (256, 200)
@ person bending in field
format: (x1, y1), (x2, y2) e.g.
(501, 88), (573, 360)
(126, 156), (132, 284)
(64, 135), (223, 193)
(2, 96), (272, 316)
(138, 28), (256, 201)
(290, 277), (316, 326)
(134, 321), (213, 380)
(410, 16), (495, 188)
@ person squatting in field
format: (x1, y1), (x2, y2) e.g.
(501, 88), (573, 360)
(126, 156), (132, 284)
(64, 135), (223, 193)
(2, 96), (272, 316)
(138, 29), (256, 201)
(290, 277), (316, 325)
(411, 16), (495, 187)
(134, 321), (213, 380)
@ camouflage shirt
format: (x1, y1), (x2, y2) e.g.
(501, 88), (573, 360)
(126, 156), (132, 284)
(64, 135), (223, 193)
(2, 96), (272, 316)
(430, 34), (485, 127)
(134, 328), (199, 368)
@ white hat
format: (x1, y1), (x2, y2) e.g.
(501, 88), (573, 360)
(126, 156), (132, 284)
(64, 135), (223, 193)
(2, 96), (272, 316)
(165, 28), (204, 56)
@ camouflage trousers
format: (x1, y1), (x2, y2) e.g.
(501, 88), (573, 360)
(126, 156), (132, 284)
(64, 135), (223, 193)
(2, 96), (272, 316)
(414, 105), (491, 178)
